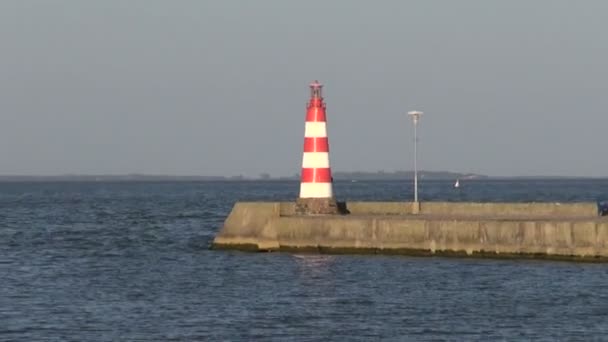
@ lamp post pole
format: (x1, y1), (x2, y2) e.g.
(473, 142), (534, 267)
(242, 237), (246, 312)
(408, 111), (423, 207)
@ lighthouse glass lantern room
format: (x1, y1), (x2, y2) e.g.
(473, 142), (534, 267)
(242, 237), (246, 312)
(309, 80), (323, 101)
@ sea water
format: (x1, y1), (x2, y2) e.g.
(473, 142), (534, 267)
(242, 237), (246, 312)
(2, 179), (608, 341)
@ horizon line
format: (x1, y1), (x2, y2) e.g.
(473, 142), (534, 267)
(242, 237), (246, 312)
(0, 172), (606, 180)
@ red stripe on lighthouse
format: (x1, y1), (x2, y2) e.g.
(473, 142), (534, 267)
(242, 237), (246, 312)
(301, 168), (332, 183)
(303, 137), (329, 152)
(305, 106), (326, 122)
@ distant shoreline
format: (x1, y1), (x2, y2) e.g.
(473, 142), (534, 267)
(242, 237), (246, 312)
(0, 173), (605, 182)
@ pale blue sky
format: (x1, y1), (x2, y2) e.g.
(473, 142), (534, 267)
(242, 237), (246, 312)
(1, 1), (607, 177)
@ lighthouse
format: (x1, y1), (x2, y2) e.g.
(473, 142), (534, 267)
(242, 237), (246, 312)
(295, 80), (341, 215)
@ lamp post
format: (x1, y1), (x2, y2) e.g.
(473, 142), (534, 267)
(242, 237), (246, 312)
(408, 111), (423, 210)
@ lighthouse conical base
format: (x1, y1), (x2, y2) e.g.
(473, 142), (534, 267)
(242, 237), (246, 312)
(295, 198), (341, 215)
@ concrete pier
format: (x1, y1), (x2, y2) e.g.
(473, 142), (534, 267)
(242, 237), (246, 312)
(212, 201), (608, 261)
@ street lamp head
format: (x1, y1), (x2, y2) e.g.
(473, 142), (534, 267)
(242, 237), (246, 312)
(408, 110), (423, 124)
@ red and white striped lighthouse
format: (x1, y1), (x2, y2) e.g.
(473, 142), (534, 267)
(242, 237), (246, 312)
(296, 80), (340, 215)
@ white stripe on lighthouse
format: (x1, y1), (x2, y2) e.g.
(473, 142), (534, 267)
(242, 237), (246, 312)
(304, 122), (328, 138)
(300, 183), (333, 198)
(301, 152), (330, 168)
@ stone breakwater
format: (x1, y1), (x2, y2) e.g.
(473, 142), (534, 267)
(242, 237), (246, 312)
(212, 201), (608, 262)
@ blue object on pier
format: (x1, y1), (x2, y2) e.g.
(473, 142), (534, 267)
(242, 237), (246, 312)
(598, 201), (608, 216)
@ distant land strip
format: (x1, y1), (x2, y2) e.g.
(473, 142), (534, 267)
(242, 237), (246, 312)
(0, 171), (604, 182)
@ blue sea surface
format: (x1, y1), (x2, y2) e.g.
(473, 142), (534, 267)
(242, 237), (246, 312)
(2, 179), (608, 341)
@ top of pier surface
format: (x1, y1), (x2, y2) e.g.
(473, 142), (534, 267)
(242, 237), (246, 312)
(273, 201), (606, 222)
(284, 212), (608, 223)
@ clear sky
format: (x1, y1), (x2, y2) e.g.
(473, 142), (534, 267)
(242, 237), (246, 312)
(1, 1), (607, 177)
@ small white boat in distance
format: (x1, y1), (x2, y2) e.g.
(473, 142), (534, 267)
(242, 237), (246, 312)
(454, 179), (460, 188)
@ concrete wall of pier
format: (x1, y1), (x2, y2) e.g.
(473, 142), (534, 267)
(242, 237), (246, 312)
(213, 201), (608, 260)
